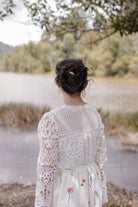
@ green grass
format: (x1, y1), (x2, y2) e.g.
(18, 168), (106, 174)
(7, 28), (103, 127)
(107, 204), (132, 207)
(97, 108), (138, 136)
(0, 103), (137, 135)
(0, 103), (50, 130)
(107, 203), (119, 207)
(107, 202), (131, 207)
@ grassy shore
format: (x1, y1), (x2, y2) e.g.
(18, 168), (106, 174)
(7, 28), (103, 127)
(98, 108), (138, 136)
(0, 103), (50, 130)
(0, 182), (137, 207)
(0, 103), (137, 145)
(98, 108), (138, 146)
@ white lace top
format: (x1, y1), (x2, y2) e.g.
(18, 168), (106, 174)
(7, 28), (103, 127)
(35, 103), (108, 207)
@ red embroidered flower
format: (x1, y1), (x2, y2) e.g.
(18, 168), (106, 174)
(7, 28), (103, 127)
(97, 171), (99, 176)
(67, 187), (73, 194)
(82, 179), (86, 183)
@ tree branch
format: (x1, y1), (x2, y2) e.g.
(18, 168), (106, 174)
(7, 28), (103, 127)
(85, 30), (116, 45)
(55, 25), (112, 36)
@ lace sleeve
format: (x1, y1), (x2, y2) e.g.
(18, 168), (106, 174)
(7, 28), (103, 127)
(94, 115), (108, 204)
(35, 112), (59, 207)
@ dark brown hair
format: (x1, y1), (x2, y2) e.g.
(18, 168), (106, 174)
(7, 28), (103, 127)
(55, 59), (88, 95)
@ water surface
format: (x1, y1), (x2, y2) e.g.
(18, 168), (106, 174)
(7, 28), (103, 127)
(0, 72), (138, 112)
(0, 128), (137, 192)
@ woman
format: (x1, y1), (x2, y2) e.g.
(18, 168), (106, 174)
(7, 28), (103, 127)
(35, 59), (108, 207)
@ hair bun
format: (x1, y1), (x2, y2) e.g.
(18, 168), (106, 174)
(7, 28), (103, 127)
(55, 59), (88, 94)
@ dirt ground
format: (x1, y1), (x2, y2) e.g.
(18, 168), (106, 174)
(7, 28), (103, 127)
(0, 182), (137, 207)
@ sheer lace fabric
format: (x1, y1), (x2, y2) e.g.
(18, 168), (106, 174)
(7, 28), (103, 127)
(35, 103), (108, 207)
(35, 113), (59, 207)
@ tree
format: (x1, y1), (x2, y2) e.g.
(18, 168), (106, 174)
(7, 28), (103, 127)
(63, 33), (75, 58)
(0, 32), (137, 76)
(0, 0), (138, 44)
(0, 40), (52, 73)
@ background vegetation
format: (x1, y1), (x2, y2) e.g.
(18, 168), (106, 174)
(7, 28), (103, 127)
(0, 33), (138, 77)
(0, 103), (137, 137)
(0, 103), (50, 130)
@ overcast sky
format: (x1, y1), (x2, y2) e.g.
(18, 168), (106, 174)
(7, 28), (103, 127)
(0, 1), (42, 46)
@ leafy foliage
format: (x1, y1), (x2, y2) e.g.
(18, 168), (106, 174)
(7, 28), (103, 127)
(0, 0), (16, 20)
(0, 0), (138, 43)
(0, 33), (137, 77)
(0, 41), (52, 73)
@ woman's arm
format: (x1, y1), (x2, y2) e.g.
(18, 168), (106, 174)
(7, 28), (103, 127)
(35, 112), (59, 207)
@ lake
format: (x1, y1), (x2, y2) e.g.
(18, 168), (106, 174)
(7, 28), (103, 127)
(0, 72), (138, 112)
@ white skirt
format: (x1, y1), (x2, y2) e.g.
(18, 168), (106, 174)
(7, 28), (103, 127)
(52, 162), (103, 207)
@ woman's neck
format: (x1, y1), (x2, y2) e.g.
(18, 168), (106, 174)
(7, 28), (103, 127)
(62, 91), (86, 105)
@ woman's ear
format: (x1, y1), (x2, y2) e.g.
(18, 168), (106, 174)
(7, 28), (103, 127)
(83, 80), (88, 89)
(56, 82), (61, 87)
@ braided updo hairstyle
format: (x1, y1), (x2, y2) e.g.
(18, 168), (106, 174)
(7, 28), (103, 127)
(55, 59), (88, 95)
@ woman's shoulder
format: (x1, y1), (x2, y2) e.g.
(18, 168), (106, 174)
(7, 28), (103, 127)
(37, 110), (58, 134)
(39, 105), (61, 118)
(86, 104), (105, 128)
(41, 103), (102, 121)
(48, 103), (99, 114)
(37, 106), (62, 127)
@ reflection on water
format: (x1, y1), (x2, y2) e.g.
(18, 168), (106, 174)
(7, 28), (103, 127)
(0, 127), (138, 191)
(0, 72), (138, 112)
